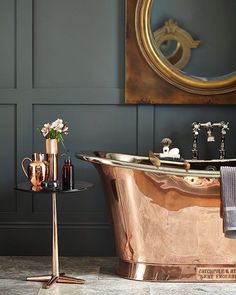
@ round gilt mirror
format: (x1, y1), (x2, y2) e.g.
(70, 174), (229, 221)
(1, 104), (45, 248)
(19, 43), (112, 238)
(135, 0), (236, 95)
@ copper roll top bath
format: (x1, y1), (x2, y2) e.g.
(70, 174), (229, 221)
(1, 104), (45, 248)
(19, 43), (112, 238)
(76, 152), (236, 282)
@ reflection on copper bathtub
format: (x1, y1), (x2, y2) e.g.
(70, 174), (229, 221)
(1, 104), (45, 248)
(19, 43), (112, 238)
(133, 171), (220, 211)
(76, 152), (236, 282)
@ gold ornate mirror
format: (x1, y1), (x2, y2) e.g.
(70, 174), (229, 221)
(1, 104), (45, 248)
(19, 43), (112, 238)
(125, 0), (236, 104)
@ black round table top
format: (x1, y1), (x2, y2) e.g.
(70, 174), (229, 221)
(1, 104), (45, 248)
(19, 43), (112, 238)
(15, 181), (93, 194)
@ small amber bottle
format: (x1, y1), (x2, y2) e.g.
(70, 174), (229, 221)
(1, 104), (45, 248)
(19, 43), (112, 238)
(62, 155), (74, 190)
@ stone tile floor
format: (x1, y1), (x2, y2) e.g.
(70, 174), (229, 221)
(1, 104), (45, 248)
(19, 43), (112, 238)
(0, 257), (236, 294)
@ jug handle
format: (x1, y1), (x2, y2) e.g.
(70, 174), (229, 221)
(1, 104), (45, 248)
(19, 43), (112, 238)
(21, 157), (32, 178)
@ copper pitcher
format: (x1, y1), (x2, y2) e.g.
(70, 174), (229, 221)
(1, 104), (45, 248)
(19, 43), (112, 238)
(21, 153), (49, 186)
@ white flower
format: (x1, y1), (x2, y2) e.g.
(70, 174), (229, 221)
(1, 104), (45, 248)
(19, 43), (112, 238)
(51, 118), (64, 131)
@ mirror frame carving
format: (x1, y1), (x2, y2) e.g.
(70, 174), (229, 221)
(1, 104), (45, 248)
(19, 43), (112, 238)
(153, 19), (200, 70)
(125, 0), (236, 104)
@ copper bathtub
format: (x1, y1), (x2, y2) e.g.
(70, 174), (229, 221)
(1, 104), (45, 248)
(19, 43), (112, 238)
(76, 152), (236, 282)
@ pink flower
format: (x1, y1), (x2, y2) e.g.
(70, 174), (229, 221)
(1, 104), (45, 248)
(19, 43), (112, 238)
(41, 123), (51, 137)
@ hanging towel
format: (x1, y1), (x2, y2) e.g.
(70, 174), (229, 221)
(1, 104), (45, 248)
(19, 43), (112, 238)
(220, 166), (236, 239)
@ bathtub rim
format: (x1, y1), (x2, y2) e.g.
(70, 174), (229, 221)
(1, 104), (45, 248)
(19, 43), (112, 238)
(75, 151), (236, 178)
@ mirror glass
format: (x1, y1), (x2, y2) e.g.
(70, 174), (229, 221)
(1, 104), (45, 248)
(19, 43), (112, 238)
(150, 0), (236, 79)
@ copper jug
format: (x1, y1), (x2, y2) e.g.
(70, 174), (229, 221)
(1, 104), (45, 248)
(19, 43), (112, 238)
(21, 153), (49, 186)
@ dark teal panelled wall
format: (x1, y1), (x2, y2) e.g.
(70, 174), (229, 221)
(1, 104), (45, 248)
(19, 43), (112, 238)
(0, 0), (235, 255)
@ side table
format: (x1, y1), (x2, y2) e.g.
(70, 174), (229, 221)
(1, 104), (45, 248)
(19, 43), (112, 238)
(15, 181), (93, 289)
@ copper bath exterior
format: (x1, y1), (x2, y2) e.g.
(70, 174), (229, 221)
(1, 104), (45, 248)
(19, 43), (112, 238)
(76, 152), (236, 282)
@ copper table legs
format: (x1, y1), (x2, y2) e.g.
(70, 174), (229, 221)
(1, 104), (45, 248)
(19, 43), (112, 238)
(27, 192), (85, 289)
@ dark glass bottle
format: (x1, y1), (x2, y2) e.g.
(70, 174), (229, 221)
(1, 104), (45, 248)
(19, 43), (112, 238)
(62, 157), (74, 190)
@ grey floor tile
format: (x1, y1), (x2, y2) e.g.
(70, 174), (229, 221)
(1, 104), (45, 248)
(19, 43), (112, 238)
(98, 264), (120, 280)
(0, 279), (41, 295)
(0, 256), (101, 281)
(67, 257), (118, 268)
(38, 284), (85, 295)
(58, 257), (100, 280)
(150, 282), (236, 295)
(0, 256), (51, 280)
(38, 279), (150, 295)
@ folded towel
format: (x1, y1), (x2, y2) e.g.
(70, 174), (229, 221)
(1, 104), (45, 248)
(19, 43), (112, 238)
(220, 166), (236, 239)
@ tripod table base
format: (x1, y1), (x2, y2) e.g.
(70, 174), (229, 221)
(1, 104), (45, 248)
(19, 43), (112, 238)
(27, 274), (85, 289)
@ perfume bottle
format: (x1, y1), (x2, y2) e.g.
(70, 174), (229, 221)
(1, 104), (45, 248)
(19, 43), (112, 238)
(62, 154), (74, 190)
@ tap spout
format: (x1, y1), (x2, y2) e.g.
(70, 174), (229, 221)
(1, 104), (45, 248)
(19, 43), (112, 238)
(206, 125), (215, 142)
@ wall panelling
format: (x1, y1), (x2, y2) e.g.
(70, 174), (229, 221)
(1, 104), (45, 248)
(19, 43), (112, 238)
(0, 0), (235, 255)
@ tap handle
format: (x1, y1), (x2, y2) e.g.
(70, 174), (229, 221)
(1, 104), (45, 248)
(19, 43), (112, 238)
(219, 121), (229, 136)
(221, 121), (229, 131)
(192, 122), (201, 135)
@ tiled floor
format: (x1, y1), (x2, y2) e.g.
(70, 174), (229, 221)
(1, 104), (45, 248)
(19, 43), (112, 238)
(1, 257), (236, 294)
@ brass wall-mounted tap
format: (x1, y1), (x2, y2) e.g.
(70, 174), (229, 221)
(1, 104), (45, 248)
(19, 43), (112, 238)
(191, 121), (229, 159)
